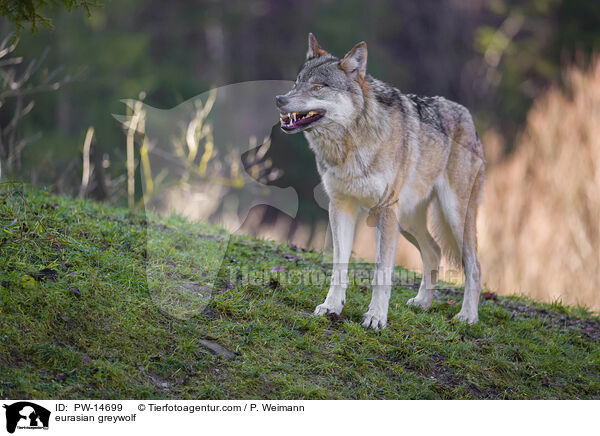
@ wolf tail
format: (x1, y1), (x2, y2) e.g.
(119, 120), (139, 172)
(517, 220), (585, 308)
(430, 160), (485, 272)
(430, 195), (462, 269)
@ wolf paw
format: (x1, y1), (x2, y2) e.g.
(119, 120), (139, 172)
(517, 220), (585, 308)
(362, 311), (387, 330)
(406, 295), (432, 310)
(314, 302), (343, 317)
(453, 310), (478, 325)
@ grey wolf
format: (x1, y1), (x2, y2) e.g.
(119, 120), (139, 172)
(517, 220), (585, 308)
(275, 33), (486, 328)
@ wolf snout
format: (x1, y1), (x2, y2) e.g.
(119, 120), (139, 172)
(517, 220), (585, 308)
(275, 94), (289, 108)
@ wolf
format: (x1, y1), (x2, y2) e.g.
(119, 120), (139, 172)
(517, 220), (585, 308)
(275, 34), (486, 328)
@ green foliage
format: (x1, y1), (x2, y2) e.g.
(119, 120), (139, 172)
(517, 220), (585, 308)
(1, 184), (599, 399)
(474, 0), (600, 143)
(0, 0), (99, 33)
(4, 0), (600, 204)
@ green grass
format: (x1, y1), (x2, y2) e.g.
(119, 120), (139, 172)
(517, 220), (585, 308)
(1, 183), (599, 399)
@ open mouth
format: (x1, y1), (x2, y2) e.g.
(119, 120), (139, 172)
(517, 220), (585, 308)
(279, 110), (324, 131)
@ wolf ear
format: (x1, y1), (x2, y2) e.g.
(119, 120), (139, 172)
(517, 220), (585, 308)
(340, 41), (367, 80)
(307, 33), (329, 59)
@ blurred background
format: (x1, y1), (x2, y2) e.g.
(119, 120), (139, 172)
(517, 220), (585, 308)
(0, 0), (599, 309)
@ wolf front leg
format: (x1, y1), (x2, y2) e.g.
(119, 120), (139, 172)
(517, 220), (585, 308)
(314, 200), (357, 317)
(362, 207), (398, 329)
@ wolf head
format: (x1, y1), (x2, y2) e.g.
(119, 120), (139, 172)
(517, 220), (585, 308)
(275, 33), (368, 133)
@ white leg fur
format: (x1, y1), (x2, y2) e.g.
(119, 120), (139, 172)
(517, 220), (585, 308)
(314, 201), (357, 316)
(362, 208), (398, 329)
(454, 248), (481, 324)
(401, 202), (441, 311)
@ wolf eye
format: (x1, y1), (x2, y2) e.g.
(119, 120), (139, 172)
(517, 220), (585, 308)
(312, 84), (326, 91)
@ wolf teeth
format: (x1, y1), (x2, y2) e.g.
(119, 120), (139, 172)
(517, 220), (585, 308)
(280, 111), (319, 126)
(280, 113), (291, 125)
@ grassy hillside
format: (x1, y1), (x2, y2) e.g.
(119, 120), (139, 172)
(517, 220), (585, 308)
(1, 183), (599, 399)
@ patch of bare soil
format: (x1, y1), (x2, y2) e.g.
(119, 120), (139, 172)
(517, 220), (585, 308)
(435, 287), (600, 340)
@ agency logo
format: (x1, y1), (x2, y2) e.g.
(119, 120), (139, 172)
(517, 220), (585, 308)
(2, 402), (50, 433)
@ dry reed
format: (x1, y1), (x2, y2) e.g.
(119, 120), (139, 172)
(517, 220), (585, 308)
(478, 58), (600, 311)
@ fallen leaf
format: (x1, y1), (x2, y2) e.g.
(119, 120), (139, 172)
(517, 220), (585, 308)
(483, 292), (498, 301)
(54, 374), (68, 382)
(446, 299), (455, 306)
(32, 268), (58, 282)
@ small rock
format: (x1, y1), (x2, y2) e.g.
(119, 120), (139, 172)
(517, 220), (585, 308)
(198, 339), (237, 360)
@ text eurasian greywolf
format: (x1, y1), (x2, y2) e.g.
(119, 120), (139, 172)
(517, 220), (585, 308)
(276, 34), (486, 328)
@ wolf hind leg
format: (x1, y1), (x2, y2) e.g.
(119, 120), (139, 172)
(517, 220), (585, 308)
(452, 206), (481, 324)
(434, 169), (484, 325)
(401, 201), (441, 311)
(454, 174), (483, 324)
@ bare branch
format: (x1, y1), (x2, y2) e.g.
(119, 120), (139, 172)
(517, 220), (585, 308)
(0, 34), (76, 172)
(0, 33), (17, 59)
